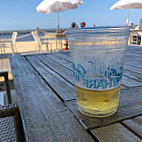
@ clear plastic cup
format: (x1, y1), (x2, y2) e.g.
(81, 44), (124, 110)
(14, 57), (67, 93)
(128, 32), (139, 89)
(66, 27), (130, 117)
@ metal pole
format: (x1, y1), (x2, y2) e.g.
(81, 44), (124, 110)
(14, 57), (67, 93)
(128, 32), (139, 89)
(126, 9), (129, 25)
(127, 9), (129, 24)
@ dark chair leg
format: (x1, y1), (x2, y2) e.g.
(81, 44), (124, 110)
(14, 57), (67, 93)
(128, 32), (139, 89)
(14, 109), (25, 142)
(0, 72), (12, 104)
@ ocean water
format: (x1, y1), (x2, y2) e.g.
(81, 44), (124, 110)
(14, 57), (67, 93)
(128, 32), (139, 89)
(0, 33), (48, 42)
(0, 29), (57, 42)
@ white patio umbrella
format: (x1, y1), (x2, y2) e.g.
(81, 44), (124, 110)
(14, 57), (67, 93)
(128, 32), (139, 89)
(36, 0), (83, 32)
(110, 0), (142, 24)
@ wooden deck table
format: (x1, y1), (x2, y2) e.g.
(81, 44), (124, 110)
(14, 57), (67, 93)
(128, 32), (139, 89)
(0, 39), (15, 55)
(10, 45), (142, 142)
(128, 29), (142, 45)
(44, 33), (67, 51)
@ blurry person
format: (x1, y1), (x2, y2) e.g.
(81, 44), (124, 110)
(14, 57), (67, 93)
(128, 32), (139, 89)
(36, 27), (40, 36)
(92, 24), (96, 27)
(76, 24), (79, 28)
(80, 22), (86, 28)
(135, 18), (142, 30)
(129, 21), (135, 29)
(71, 22), (76, 28)
(134, 18), (142, 45)
(129, 21), (133, 26)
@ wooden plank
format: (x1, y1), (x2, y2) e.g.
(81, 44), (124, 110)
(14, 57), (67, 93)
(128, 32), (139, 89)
(124, 64), (142, 75)
(126, 52), (142, 58)
(36, 54), (74, 85)
(124, 46), (142, 70)
(60, 50), (71, 56)
(0, 54), (11, 72)
(41, 54), (141, 89)
(26, 55), (76, 101)
(58, 47), (142, 88)
(127, 45), (142, 50)
(123, 69), (142, 83)
(128, 45), (142, 50)
(10, 55), (95, 142)
(125, 55), (142, 62)
(126, 46), (142, 55)
(65, 86), (142, 130)
(126, 49), (142, 55)
(46, 53), (72, 70)
(124, 58), (142, 69)
(121, 85), (127, 90)
(54, 52), (142, 88)
(122, 115), (142, 139)
(122, 76), (142, 88)
(43, 51), (142, 89)
(91, 123), (142, 142)
(56, 51), (72, 62)
(125, 57), (142, 66)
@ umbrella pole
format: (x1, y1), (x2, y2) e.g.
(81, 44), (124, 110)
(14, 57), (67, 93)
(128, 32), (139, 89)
(126, 9), (129, 25)
(57, 12), (60, 33)
(127, 9), (129, 24)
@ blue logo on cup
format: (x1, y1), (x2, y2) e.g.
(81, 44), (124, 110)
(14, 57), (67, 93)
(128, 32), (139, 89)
(73, 63), (123, 89)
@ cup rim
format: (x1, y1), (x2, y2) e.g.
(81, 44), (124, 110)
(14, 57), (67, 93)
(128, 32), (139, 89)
(64, 26), (130, 36)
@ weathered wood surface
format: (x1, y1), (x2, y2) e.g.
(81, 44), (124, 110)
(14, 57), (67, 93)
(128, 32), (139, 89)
(124, 58), (142, 69)
(0, 54), (11, 72)
(124, 64), (142, 75)
(127, 49), (142, 54)
(26, 53), (142, 100)
(26, 55), (76, 101)
(50, 52), (142, 89)
(122, 116), (142, 139)
(91, 123), (142, 142)
(9, 45), (142, 142)
(33, 52), (142, 89)
(46, 53), (72, 70)
(10, 55), (95, 142)
(122, 76), (142, 88)
(65, 86), (142, 130)
(36, 54), (74, 85)
(123, 69), (142, 83)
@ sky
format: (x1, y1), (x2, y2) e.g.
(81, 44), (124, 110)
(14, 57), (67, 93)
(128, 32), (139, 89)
(0, 0), (142, 31)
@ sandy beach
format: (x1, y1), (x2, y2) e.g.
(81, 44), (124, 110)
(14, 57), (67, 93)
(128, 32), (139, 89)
(0, 35), (67, 83)
(1, 40), (66, 54)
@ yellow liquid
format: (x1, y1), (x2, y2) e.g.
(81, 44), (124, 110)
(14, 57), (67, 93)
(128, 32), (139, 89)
(76, 86), (120, 117)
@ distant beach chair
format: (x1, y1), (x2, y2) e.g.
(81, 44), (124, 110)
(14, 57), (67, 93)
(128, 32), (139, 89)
(41, 31), (68, 51)
(12, 32), (18, 52)
(0, 32), (17, 56)
(31, 31), (52, 53)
